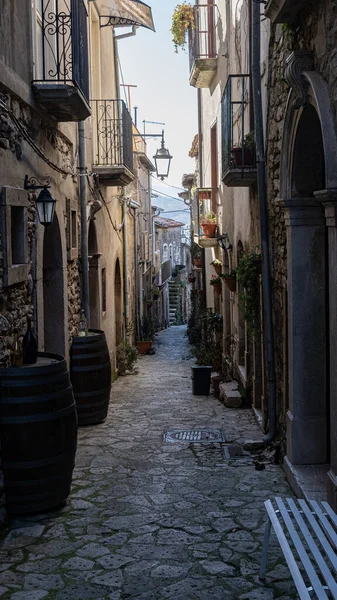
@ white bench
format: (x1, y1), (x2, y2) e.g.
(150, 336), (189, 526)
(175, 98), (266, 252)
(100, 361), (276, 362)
(260, 497), (337, 599)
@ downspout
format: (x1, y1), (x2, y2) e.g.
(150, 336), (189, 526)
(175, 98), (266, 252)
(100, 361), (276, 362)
(197, 88), (207, 304)
(251, 0), (276, 442)
(78, 121), (90, 324)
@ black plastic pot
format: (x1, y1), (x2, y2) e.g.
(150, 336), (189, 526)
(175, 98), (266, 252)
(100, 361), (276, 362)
(191, 365), (212, 395)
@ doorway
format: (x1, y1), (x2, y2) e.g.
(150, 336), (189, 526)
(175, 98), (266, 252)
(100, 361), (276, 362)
(43, 213), (65, 355)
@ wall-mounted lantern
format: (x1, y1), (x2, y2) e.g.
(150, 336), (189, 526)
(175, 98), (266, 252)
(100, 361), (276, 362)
(24, 175), (56, 226)
(217, 233), (232, 252)
(153, 131), (172, 181)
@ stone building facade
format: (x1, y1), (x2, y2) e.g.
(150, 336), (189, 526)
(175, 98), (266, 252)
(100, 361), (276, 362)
(265, 0), (337, 506)
(0, 0), (155, 371)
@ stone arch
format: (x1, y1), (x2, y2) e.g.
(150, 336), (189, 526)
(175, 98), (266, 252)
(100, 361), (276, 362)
(279, 56), (335, 478)
(115, 258), (123, 347)
(280, 69), (337, 200)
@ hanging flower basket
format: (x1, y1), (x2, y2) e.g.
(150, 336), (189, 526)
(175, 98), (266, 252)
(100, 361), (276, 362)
(212, 283), (222, 294)
(223, 273), (236, 292)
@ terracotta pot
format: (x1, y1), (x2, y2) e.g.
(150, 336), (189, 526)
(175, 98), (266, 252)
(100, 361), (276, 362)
(224, 275), (236, 292)
(200, 223), (217, 238)
(231, 147), (255, 167)
(213, 265), (222, 276)
(211, 283), (222, 295)
(136, 341), (152, 355)
(193, 258), (202, 268)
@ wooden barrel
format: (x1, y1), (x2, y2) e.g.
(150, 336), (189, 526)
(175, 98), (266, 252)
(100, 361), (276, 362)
(70, 329), (111, 426)
(0, 353), (77, 515)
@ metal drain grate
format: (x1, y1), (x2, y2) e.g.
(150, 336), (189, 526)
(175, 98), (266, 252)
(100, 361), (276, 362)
(165, 429), (225, 443)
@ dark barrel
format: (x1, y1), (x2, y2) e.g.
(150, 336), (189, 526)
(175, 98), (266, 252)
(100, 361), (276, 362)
(0, 353), (77, 515)
(70, 329), (111, 426)
(191, 365), (213, 395)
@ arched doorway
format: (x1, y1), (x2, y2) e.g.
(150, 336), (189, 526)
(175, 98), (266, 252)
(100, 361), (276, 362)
(281, 59), (332, 475)
(237, 241), (246, 373)
(88, 220), (100, 329)
(43, 213), (66, 355)
(115, 258), (123, 346)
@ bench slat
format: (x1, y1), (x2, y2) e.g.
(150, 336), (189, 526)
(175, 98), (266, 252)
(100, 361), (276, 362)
(322, 501), (337, 530)
(275, 497), (329, 599)
(288, 498), (337, 599)
(264, 499), (312, 600)
(309, 500), (337, 550)
(298, 499), (337, 575)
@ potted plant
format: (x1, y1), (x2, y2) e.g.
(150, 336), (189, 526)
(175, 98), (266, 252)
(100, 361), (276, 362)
(116, 341), (138, 376)
(188, 272), (196, 283)
(191, 241), (202, 268)
(200, 212), (217, 238)
(232, 131), (255, 167)
(137, 315), (155, 355)
(171, 3), (194, 53)
(209, 275), (222, 294)
(152, 285), (160, 298)
(191, 343), (213, 395)
(221, 269), (236, 292)
(210, 258), (222, 276)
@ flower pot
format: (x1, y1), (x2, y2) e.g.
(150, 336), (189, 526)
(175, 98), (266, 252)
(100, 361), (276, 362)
(232, 147), (255, 168)
(188, 276), (196, 283)
(224, 275), (236, 292)
(211, 283), (222, 294)
(213, 265), (222, 276)
(193, 258), (202, 268)
(137, 341), (152, 355)
(191, 365), (212, 395)
(201, 223), (217, 238)
(211, 374), (223, 397)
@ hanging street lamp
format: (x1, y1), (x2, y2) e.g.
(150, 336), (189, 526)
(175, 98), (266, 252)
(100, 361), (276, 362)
(153, 131), (173, 181)
(24, 175), (56, 226)
(217, 233), (232, 252)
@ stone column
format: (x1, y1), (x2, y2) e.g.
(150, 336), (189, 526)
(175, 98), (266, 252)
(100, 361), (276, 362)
(316, 190), (337, 508)
(284, 198), (327, 465)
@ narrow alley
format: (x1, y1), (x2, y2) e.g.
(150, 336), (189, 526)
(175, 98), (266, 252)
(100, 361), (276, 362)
(0, 326), (296, 600)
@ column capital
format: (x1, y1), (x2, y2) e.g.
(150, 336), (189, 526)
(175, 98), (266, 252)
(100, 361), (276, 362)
(315, 189), (337, 226)
(283, 197), (325, 227)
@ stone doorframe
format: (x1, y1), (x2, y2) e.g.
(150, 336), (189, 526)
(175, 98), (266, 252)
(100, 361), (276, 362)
(279, 51), (337, 507)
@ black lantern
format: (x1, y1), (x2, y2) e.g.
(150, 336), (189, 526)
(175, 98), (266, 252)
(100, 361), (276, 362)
(24, 176), (56, 226)
(217, 233), (232, 252)
(153, 131), (172, 180)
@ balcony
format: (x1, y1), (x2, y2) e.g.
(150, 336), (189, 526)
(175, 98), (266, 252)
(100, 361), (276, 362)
(91, 100), (134, 186)
(188, 4), (217, 88)
(221, 75), (257, 187)
(32, 0), (90, 122)
(192, 188), (218, 248)
(265, 0), (307, 23)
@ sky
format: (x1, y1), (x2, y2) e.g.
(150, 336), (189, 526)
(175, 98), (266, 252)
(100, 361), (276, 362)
(117, 0), (198, 202)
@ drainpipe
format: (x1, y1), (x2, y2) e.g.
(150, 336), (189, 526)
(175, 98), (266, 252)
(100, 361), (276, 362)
(251, 0), (276, 442)
(197, 88), (207, 304)
(78, 120), (90, 324)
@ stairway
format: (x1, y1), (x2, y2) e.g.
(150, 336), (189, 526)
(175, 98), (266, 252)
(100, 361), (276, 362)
(168, 280), (180, 326)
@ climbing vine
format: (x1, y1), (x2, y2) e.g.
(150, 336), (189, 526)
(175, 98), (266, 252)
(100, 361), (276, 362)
(236, 248), (261, 335)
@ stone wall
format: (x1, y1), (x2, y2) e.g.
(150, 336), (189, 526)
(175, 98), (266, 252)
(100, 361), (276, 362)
(266, 0), (335, 443)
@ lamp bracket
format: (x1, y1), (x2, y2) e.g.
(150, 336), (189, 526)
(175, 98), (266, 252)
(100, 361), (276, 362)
(24, 175), (51, 191)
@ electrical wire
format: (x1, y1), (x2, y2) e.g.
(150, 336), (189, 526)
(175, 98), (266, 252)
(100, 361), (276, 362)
(150, 174), (185, 191)
(0, 99), (72, 177)
(152, 188), (187, 203)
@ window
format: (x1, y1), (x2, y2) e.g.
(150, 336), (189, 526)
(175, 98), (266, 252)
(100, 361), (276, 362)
(102, 267), (106, 313)
(66, 199), (78, 261)
(11, 207), (25, 265)
(1, 187), (29, 286)
(163, 243), (168, 261)
(71, 210), (77, 249)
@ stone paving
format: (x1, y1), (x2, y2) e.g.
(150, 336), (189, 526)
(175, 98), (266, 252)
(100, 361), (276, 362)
(0, 326), (297, 599)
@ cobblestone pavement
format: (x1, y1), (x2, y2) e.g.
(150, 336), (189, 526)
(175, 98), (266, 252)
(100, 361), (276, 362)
(0, 326), (297, 599)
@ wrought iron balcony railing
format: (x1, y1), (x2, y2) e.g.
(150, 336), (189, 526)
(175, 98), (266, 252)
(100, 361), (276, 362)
(91, 99), (134, 186)
(32, 0), (90, 121)
(188, 4), (217, 88)
(221, 75), (257, 187)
